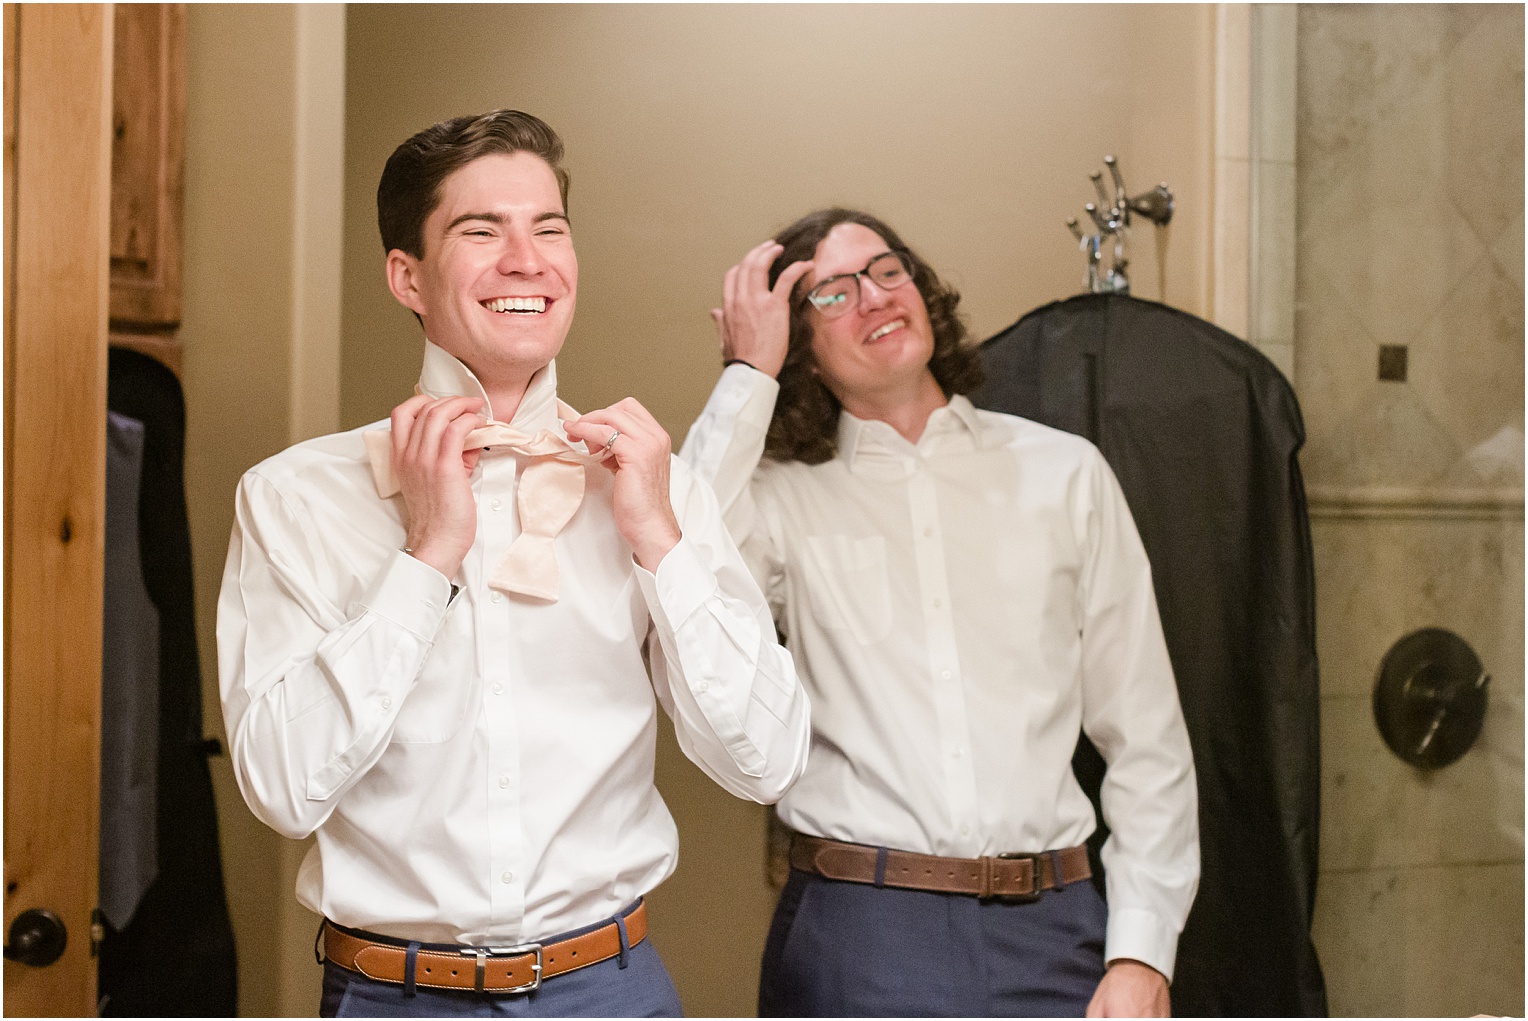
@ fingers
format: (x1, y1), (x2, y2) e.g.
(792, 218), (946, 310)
(393, 395), (483, 471)
(773, 258), (815, 299)
(568, 398), (669, 466)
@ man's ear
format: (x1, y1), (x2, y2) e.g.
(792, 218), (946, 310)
(386, 249), (427, 317)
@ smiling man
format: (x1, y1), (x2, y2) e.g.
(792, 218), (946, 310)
(680, 208), (1199, 1017)
(217, 110), (810, 1018)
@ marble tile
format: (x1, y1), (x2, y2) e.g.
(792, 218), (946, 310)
(1444, 5), (1526, 249)
(1315, 863), (1525, 1017)
(1298, 84), (1484, 354)
(1311, 517), (1523, 702)
(1409, 261), (1527, 452)
(1296, 4), (1451, 213)
(1489, 209), (1525, 286)
(1300, 381), (1464, 488)
(1291, 276), (1379, 482)
(1312, 868), (1408, 1017)
(1319, 694), (1523, 872)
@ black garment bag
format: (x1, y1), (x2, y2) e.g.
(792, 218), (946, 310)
(99, 348), (238, 1017)
(972, 293), (1327, 1017)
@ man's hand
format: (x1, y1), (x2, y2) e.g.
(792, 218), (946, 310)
(1086, 959), (1171, 1018)
(566, 398), (681, 572)
(391, 393), (484, 580)
(711, 239), (814, 378)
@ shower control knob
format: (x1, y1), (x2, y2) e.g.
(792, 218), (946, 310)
(1373, 628), (1488, 770)
(4, 908), (68, 967)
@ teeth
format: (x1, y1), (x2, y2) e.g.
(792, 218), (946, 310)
(868, 320), (904, 341)
(486, 296), (547, 313)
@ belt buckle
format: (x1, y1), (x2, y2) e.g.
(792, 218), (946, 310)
(462, 942), (543, 994)
(992, 852), (1044, 902)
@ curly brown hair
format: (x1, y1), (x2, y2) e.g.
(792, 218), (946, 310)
(763, 208), (984, 464)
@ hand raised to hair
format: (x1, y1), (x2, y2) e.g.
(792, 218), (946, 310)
(565, 398), (682, 572)
(710, 240), (814, 379)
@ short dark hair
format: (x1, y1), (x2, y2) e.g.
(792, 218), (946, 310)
(377, 110), (571, 259)
(763, 208), (984, 465)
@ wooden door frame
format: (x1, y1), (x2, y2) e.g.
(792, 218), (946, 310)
(3, 4), (114, 1016)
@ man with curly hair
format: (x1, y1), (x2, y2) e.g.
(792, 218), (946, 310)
(680, 209), (1199, 1017)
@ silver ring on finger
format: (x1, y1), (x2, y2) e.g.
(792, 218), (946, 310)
(603, 428), (621, 452)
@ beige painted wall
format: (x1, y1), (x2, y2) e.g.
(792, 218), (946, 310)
(337, 6), (1215, 1016)
(182, 4), (343, 1016)
(340, 4), (1216, 436)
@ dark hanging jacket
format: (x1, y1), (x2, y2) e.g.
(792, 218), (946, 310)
(971, 293), (1327, 1017)
(99, 348), (238, 1017)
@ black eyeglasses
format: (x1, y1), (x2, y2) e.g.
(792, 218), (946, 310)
(802, 251), (915, 319)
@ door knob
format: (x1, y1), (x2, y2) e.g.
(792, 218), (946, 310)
(4, 908), (67, 967)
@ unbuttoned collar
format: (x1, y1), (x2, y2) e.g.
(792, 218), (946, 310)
(417, 340), (566, 432)
(835, 394), (987, 478)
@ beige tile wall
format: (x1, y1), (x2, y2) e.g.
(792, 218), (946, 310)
(1295, 5), (1525, 1016)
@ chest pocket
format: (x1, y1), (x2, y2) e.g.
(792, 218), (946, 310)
(802, 534), (893, 645)
(390, 602), (476, 744)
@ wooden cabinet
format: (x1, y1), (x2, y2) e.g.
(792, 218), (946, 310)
(109, 3), (185, 373)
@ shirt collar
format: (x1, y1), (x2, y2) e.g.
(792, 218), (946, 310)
(835, 393), (986, 476)
(417, 340), (563, 432)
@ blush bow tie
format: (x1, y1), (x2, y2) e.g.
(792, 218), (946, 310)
(363, 403), (609, 602)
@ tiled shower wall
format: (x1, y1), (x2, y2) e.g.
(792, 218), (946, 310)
(1294, 5), (1524, 1016)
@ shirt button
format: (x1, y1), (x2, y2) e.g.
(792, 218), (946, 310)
(381, 696), (392, 710)
(491, 591), (502, 603)
(960, 825), (971, 838)
(501, 871), (513, 884)
(491, 499), (503, 511)
(924, 527), (934, 538)
(952, 747), (963, 759)
(932, 598), (943, 609)
(940, 669), (952, 681)
(492, 682), (504, 695)
(498, 776), (509, 789)
(698, 680), (710, 693)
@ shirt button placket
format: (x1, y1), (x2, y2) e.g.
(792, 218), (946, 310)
(481, 456), (524, 931)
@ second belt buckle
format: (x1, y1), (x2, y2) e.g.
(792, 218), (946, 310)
(989, 852), (1044, 903)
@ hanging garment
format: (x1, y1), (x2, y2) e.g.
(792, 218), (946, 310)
(99, 348), (238, 1017)
(971, 293), (1327, 1017)
(101, 411), (160, 931)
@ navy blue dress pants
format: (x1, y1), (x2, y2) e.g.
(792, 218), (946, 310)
(760, 869), (1107, 1017)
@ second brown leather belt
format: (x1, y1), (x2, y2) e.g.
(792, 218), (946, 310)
(791, 835), (1091, 900)
(322, 900), (648, 995)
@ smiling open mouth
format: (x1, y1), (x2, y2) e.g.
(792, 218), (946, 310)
(867, 319), (905, 342)
(484, 296), (547, 314)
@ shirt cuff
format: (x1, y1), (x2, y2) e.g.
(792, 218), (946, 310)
(634, 536), (717, 634)
(357, 549), (455, 642)
(721, 361), (781, 431)
(1104, 907), (1181, 983)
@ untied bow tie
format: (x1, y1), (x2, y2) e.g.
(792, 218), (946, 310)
(363, 401), (608, 602)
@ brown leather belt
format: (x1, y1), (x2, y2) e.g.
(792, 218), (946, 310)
(791, 835), (1091, 900)
(322, 901), (647, 995)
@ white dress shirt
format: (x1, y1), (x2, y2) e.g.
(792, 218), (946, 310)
(680, 364), (1198, 978)
(218, 343), (810, 945)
